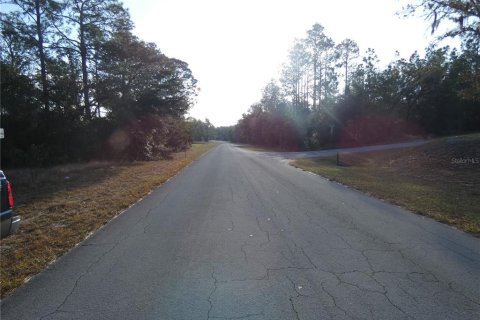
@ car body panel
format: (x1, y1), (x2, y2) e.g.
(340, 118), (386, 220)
(0, 170), (20, 239)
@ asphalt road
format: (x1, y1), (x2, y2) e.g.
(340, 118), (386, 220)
(2, 143), (479, 320)
(263, 139), (429, 160)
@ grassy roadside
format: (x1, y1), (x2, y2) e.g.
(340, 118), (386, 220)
(292, 134), (480, 236)
(0, 142), (218, 297)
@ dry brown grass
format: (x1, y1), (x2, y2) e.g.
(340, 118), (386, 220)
(292, 134), (480, 236)
(0, 142), (218, 297)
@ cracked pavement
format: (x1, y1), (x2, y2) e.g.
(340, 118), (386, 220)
(1, 143), (479, 319)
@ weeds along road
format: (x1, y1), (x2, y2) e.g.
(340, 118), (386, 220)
(2, 143), (479, 319)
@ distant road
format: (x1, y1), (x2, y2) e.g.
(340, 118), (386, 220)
(2, 143), (479, 319)
(263, 139), (429, 160)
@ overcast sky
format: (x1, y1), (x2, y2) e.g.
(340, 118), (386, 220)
(121, 0), (438, 126)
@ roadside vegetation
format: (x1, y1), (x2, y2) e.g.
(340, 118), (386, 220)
(223, 1), (479, 151)
(1, 0), (199, 167)
(0, 142), (217, 298)
(292, 134), (480, 236)
(229, 31), (478, 151)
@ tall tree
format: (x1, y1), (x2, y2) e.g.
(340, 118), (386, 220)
(58, 0), (131, 119)
(0, 13), (32, 71)
(336, 38), (359, 95)
(321, 37), (337, 104)
(362, 48), (380, 101)
(305, 23), (327, 109)
(403, 0), (480, 46)
(0, 0), (62, 112)
(97, 31), (197, 123)
(261, 80), (283, 112)
(281, 40), (310, 108)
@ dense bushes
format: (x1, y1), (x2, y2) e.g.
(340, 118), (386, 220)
(106, 116), (191, 161)
(234, 108), (301, 150)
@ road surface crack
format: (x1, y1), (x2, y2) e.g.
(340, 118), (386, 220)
(319, 282), (350, 318)
(289, 296), (301, 320)
(229, 184), (236, 205)
(207, 266), (219, 320)
(293, 241), (318, 269)
(286, 276), (302, 320)
(447, 282), (480, 306)
(229, 313), (264, 319)
(255, 216), (271, 245)
(40, 242), (118, 319)
(384, 291), (416, 319)
(240, 242), (249, 264)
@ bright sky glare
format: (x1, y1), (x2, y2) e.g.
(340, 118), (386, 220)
(122, 0), (437, 126)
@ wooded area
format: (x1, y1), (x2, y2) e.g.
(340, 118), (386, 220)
(1, 1), (479, 166)
(229, 1), (480, 150)
(1, 0), (199, 167)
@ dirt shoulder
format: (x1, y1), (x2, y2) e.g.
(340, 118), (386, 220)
(292, 134), (480, 236)
(0, 142), (218, 297)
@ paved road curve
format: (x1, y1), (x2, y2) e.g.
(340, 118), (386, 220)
(2, 143), (479, 319)
(263, 139), (429, 160)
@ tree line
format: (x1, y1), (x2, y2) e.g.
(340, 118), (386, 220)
(229, 1), (479, 150)
(1, 0), (198, 167)
(188, 118), (235, 142)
